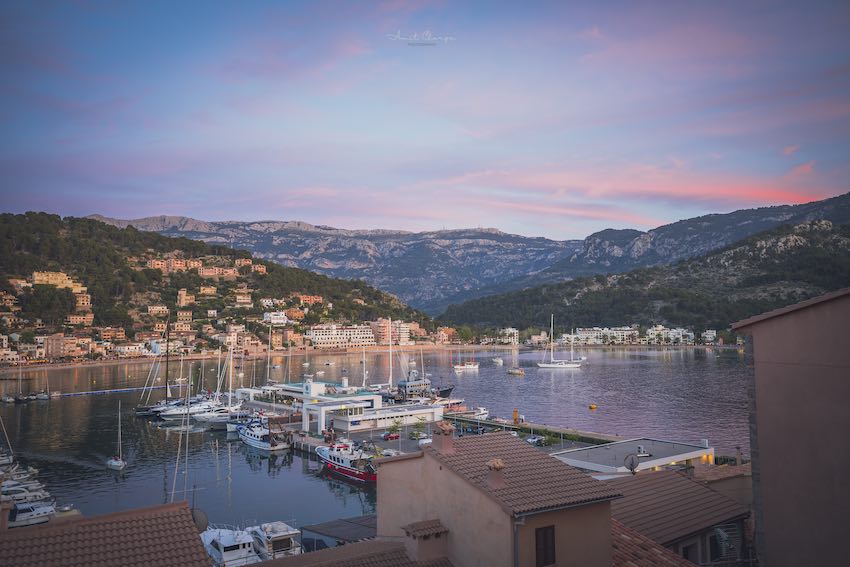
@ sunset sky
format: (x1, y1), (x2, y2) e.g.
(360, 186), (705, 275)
(3, 1), (849, 239)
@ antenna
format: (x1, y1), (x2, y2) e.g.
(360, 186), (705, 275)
(624, 453), (639, 475)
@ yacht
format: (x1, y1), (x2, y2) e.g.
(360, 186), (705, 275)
(106, 400), (127, 471)
(237, 419), (292, 451)
(453, 361), (479, 371)
(315, 442), (377, 483)
(194, 406), (251, 430)
(8, 502), (55, 528)
(491, 357), (504, 366)
(159, 400), (220, 421)
(537, 315), (582, 369)
(248, 521), (302, 559)
(1, 484), (52, 504)
(201, 525), (262, 567)
(1, 395), (15, 404)
(35, 390), (49, 401)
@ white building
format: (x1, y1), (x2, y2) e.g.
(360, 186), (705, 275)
(262, 311), (289, 326)
(701, 329), (717, 344)
(114, 343), (145, 357)
(646, 325), (695, 345)
(499, 327), (519, 345)
(573, 326), (639, 345)
(307, 325), (377, 349)
(369, 319), (413, 346)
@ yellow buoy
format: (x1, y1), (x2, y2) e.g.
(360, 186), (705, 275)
(588, 404), (598, 410)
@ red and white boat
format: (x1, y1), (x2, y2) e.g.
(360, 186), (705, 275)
(315, 442), (377, 483)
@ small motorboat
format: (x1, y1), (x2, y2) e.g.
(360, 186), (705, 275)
(202, 525), (262, 566)
(507, 367), (525, 376)
(491, 357), (504, 366)
(1, 395), (15, 404)
(247, 521), (302, 559)
(8, 502), (55, 528)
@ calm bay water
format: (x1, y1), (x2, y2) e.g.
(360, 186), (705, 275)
(0, 347), (749, 524)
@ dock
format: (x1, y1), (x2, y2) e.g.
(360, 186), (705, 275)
(443, 413), (622, 446)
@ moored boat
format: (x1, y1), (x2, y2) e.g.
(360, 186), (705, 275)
(248, 521), (302, 559)
(7, 502), (55, 528)
(201, 525), (262, 566)
(237, 419), (292, 451)
(315, 442), (377, 483)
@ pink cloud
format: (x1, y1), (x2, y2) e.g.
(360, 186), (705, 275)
(788, 161), (815, 177)
(783, 144), (800, 156)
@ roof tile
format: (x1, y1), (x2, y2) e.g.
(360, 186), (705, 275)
(425, 431), (620, 515)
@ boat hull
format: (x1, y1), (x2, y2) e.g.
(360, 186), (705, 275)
(537, 362), (582, 368)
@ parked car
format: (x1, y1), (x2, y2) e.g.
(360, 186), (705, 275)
(409, 431), (429, 440)
(381, 431), (400, 441)
(525, 435), (543, 446)
(417, 438), (433, 447)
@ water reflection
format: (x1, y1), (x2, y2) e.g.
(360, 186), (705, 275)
(1, 347), (748, 524)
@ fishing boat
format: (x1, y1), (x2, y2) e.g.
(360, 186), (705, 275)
(7, 502), (55, 528)
(507, 367), (525, 376)
(106, 400), (127, 470)
(201, 525), (262, 566)
(315, 442), (377, 483)
(537, 315), (582, 369)
(453, 360), (479, 371)
(248, 521), (302, 559)
(237, 419), (292, 451)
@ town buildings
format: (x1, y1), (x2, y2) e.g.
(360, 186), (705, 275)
(732, 287), (850, 567)
(306, 324), (376, 349)
(500, 327), (520, 345)
(176, 288), (195, 307)
(370, 318), (413, 346)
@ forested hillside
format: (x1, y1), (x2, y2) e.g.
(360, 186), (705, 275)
(439, 221), (850, 332)
(0, 213), (425, 328)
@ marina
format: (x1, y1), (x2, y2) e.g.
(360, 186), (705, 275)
(0, 347), (749, 531)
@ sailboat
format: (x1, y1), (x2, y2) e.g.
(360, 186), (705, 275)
(537, 315), (582, 368)
(106, 401), (127, 470)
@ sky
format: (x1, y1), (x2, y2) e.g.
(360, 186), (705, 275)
(2, 0), (849, 239)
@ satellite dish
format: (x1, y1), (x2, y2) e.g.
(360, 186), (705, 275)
(192, 508), (209, 533)
(624, 453), (639, 475)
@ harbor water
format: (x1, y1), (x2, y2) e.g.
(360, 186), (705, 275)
(0, 347), (748, 524)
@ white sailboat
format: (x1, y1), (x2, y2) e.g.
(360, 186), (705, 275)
(106, 401), (127, 470)
(537, 315), (582, 369)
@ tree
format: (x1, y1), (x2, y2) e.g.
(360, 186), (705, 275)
(412, 417), (426, 437)
(457, 325), (474, 343)
(387, 419), (402, 435)
(19, 285), (76, 324)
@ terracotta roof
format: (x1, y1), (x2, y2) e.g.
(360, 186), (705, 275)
(691, 462), (751, 483)
(401, 519), (449, 538)
(302, 514), (376, 543)
(425, 431), (620, 516)
(0, 501), (211, 567)
(612, 519), (694, 567)
(263, 539), (452, 567)
(609, 470), (749, 545)
(732, 286), (850, 329)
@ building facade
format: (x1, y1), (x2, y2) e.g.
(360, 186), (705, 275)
(307, 325), (376, 348)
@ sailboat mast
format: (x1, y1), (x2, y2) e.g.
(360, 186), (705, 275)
(388, 317), (393, 388)
(362, 346), (367, 388)
(550, 314), (555, 363)
(228, 346), (233, 410)
(266, 321), (272, 383)
(117, 400), (122, 460)
(164, 317), (171, 402)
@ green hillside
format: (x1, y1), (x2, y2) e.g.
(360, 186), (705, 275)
(0, 212), (426, 328)
(439, 221), (850, 332)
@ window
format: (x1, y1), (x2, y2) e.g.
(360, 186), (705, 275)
(535, 525), (555, 567)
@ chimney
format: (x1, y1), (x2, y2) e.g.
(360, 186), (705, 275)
(1, 501), (12, 531)
(431, 421), (455, 454)
(736, 446), (742, 466)
(486, 458), (506, 489)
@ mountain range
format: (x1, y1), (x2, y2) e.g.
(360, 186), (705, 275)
(439, 220), (850, 331)
(89, 192), (850, 315)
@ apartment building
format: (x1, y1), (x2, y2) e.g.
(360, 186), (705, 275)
(370, 318), (413, 346)
(176, 288), (195, 307)
(296, 294), (324, 306)
(701, 329), (717, 344)
(97, 327), (126, 342)
(177, 310), (193, 322)
(500, 327), (520, 345)
(574, 326), (640, 345)
(32, 271), (87, 294)
(306, 324), (376, 348)
(234, 258), (253, 267)
(148, 305), (169, 316)
(251, 264), (267, 274)
(65, 313), (94, 326)
(74, 292), (91, 311)
(199, 285), (217, 296)
(263, 311), (289, 326)
(285, 308), (305, 321)
(146, 259), (167, 270)
(646, 325), (695, 345)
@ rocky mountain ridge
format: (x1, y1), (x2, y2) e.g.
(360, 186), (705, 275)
(88, 191), (850, 313)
